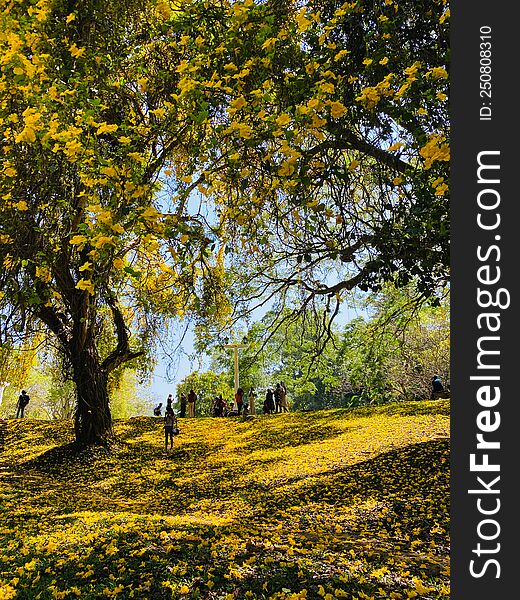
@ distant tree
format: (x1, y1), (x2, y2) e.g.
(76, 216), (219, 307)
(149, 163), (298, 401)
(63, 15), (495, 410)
(110, 370), (154, 419)
(208, 310), (346, 410)
(335, 286), (450, 402)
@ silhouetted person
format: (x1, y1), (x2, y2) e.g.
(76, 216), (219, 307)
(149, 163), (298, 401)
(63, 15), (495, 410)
(166, 394), (173, 412)
(235, 387), (244, 415)
(164, 408), (177, 451)
(248, 388), (257, 415)
(431, 375), (445, 399)
(153, 402), (163, 416)
(265, 388), (275, 414)
(179, 393), (187, 418)
(188, 389), (197, 417)
(274, 383), (282, 413)
(16, 390), (30, 418)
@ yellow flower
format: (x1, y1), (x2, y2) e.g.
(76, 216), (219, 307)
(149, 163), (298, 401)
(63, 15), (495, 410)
(435, 183), (449, 196)
(4, 166), (17, 177)
(295, 8), (312, 32)
(35, 266), (51, 282)
(14, 200), (29, 211)
(318, 81), (335, 94)
(428, 66), (448, 79)
(76, 278), (95, 295)
(278, 161), (296, 177)
(356, 86), (381, 109)
(330, 101), (347, 119)
(66, 13), (76, 23)
(230, 96), (247, 111)
(150, 107), (166, 119)
(388, 142), (404, 152)
(15, 127), (36, 143)
(91, 235), (115, 248)
(238, 123), (252, 139)
(113, 258), (125, 269)
(404, 62), (421, 78)
(420, 134), (450, 169)
(69, 43), (86, 58)
(440, 9), (450, 24)
(79, 262), (92, 272)
(111, 223), (125, 234)
(276, 113), (291, 127)
(334, 50), (349, 61)
(69, 234), (88, 246)
(96, 123), (118, 135)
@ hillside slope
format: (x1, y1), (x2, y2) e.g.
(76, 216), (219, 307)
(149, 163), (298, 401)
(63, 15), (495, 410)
(0, 401), (450, 600)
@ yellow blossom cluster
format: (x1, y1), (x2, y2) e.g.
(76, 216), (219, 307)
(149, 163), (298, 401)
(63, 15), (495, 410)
(419, 135), (450, 169)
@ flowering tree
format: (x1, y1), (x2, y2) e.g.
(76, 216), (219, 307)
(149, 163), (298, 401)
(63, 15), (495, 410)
(1, 0), (449, 444)
(168, 0), (450, 333)
(0, 0), (226, 444)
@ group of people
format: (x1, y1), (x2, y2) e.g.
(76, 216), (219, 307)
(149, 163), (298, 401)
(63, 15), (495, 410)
(263, 382), (289, 414)
(212, 382), (289, 417)
(154, 389), (197, 419)
(154, 382), (290, 422)
(212, 387), (254, 417)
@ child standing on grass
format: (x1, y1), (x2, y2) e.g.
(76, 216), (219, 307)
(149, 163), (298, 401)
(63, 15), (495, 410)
(164, 408), (177, 451)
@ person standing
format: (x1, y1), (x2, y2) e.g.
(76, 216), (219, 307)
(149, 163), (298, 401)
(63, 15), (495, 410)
(274, 383), (282, 413)
(179, 393), (187, 418)
(235, 387), (244, 415)
(16, 390), (30, 418)
(153, 402), (163, 416)
(164, 408), (177, 451)
(248, 388), (257, 415)
(279, 383), (289, 412)
(431, 375), (445, 399)
(265, 388), (275, 414)
(166, 394), (173, 412)
(187, 389), (197, 417)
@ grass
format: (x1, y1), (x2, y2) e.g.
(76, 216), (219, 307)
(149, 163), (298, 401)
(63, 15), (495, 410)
(0, 400), (450, 600)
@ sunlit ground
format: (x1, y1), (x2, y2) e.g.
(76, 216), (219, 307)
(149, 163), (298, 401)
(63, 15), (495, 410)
(0, 400), (450, 599)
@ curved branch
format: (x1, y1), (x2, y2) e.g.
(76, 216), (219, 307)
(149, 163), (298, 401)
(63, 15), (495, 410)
(101, 293), (144, 373)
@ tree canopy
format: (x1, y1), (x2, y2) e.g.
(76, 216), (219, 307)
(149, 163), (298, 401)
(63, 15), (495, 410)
(1, 0), (449, 443)
(169, 0), (450, 333)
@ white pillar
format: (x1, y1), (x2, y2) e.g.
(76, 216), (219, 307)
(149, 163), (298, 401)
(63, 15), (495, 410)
(224, 344), (247, 393)
(233, 348), (239, 392)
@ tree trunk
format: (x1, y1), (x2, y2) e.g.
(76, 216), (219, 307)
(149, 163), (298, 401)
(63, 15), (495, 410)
(71, 341), (113, 447)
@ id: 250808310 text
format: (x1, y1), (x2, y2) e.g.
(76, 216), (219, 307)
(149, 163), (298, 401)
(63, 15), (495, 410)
(479, 25), (492, 121)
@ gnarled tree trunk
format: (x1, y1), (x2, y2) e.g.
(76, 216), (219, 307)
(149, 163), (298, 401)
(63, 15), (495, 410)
(71, 341), (113, 447)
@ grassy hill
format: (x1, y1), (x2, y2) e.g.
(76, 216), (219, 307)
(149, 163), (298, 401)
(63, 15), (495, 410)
(0, 400), (450, 600)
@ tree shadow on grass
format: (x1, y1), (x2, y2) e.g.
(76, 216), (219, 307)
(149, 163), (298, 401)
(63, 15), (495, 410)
(261, 438), (450, 511)
(1, 438), (450, 599)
